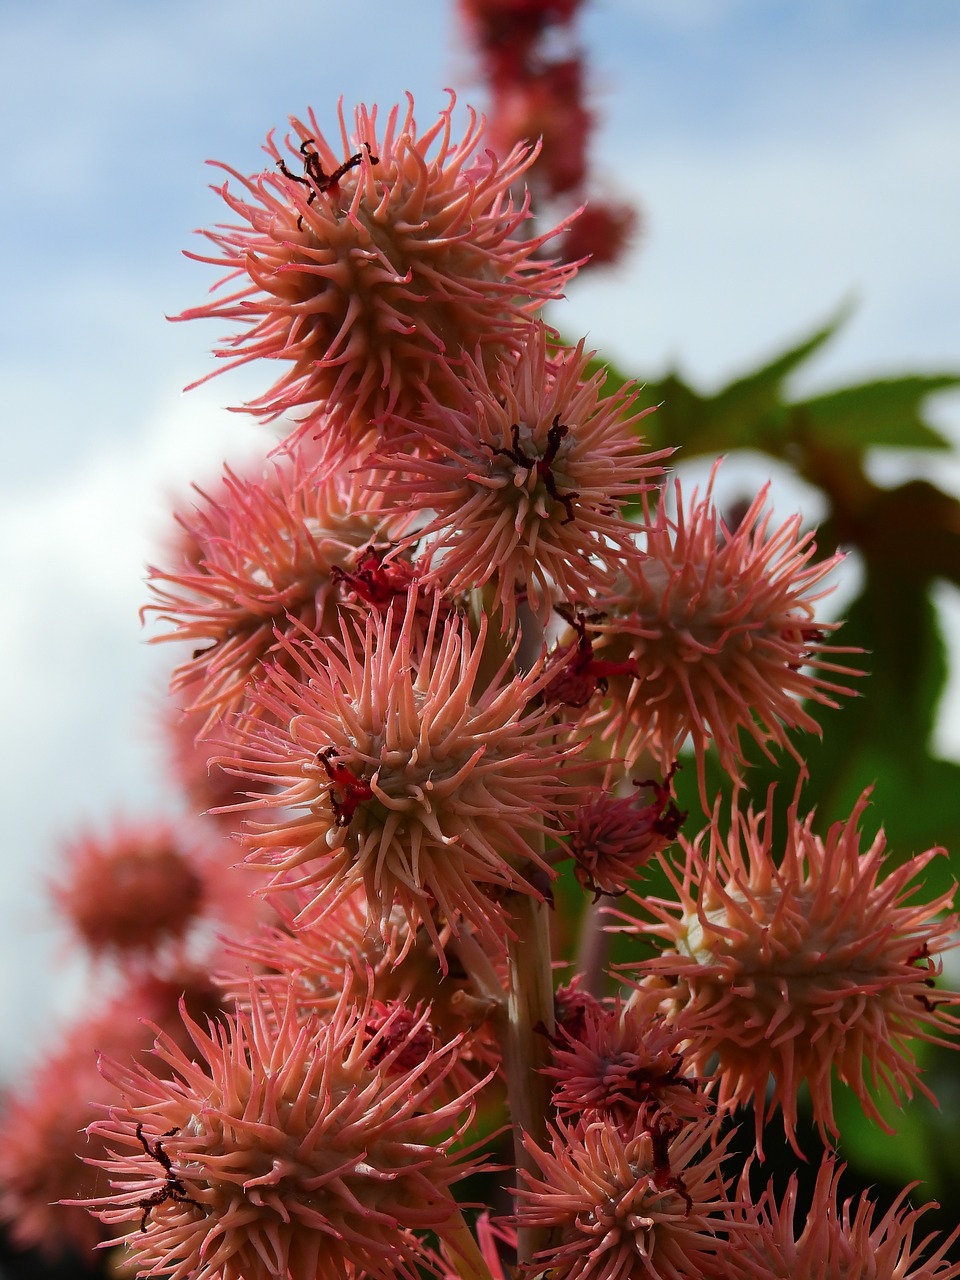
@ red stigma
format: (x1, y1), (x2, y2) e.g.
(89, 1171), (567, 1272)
(318, 747), (374, 827)
(546, 612), (638, 707)
(331, 546), (413, 610)
(647, 1112), (692, 1215)
(633, 763), (686, 842)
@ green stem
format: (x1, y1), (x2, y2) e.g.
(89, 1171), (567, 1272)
(463, 586), (554, 1265)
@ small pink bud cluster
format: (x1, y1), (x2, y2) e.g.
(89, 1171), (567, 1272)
(456, 0), (641, 269)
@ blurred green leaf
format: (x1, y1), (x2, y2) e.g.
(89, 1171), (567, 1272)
(832, 1071), (939, 1189)
(819, 476), (960, 592)
(588, 308), (959, 469)
(799, 376), (958, 451)
(642, 309), (849, 455)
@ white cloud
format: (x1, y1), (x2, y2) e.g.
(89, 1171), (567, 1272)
(564, 37), (960, 388)
(0, 389), (264, 1075)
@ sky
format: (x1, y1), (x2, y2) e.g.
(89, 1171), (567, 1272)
(1, 0), (959, 1080)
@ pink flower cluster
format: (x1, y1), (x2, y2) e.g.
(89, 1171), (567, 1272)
(1, 89), (958, 1280)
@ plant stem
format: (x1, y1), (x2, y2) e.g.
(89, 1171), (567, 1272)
(446, 1206), (497, 1280)
(451, 926), (508, 1008)
(499, 884), (556, 1266)
(575, 893), (615, 997)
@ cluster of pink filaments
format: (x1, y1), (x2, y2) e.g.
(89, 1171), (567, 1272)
(2, 86), (959, 1280)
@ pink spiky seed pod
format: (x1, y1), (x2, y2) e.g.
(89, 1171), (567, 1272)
(488, 56), (591, 199)
(558, 198), (641, 270)
(543, 991), (708, 1129)
(516, 1113), (748, 1280)
(218, 890), (503, 1093)
(738, 1155), (960, 1280)
(0, 1028), (122, 1258)
(51, 820), (205, 962)
(624, 786), (960, 1151)
(217, 591), (586, 958)
(590, 468), (860, 805)
(459, 0), (583, 38)
(554, 976), (604, 1041)
(0, 972), (224, 1258)
(563, 768), (685, 897)
(371, 323), (667, 631)
(144, 453), (413, 735)
(175, 92), (577, 453)
(154, 696), (256, 824)
(78, 977), (487, 1280)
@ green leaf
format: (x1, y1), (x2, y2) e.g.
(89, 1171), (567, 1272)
(832, 1071), (938, 1189)
(734, 576), (960, 896)
(707, 304), (853, 437)
(624, 306), (851, 456)
(585, 309), (959, 467)
(797, 375), (959, 451)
